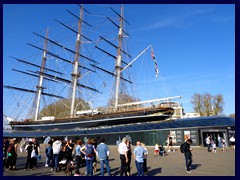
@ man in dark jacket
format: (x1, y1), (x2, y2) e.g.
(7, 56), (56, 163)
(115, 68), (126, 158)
(183, 139), (193, 173)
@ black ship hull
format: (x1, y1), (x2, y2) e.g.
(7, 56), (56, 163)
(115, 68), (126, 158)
(10, 108), (173, 132)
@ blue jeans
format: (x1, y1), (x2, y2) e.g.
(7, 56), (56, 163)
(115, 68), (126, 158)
(86, 159), (93, 176)
(135, 161), (144, 176)
(46, 154), (52, 165)
(100, 159), (111, 176)
(218, 142), (222, 148)
(185, 154), (192, 171)
(52, 154), (59, 171)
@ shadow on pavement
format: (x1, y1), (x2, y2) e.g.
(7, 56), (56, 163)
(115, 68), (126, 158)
(191, 163), (202, 170)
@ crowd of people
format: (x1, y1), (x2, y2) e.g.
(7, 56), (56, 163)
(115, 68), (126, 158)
(3, 134), (235, 176)
(3, 136), (149, 176)
(205, 135), (235, 153)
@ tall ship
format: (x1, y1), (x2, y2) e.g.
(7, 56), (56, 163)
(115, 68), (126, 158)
(3, 4), (182, 133)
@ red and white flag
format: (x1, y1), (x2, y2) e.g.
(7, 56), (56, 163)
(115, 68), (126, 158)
(151, 47), (159, 77)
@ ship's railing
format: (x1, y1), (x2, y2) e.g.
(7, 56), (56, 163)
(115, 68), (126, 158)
(117, 96), (182, 108)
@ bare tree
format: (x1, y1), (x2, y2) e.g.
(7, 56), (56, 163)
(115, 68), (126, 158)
(212, 94), (224, 115)
(40, 98), (90, 118)
(191, 93), (204, 116)
(229, 114), (235, 119)
(202, 93), (212, 116)
(191, 93), (225, 116)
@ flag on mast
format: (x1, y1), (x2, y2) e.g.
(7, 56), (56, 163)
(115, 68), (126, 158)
(151, 47), (159, 77)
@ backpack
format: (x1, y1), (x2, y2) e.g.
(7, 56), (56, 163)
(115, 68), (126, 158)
(180, 143), (186, 153)
(85, 145), (94, 157)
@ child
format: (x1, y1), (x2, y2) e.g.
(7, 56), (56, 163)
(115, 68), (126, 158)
(154, 144), (159, 157)
(221, 139), (227, 152)
(211, 141), (217, 153)
(45, 142), (53, 167)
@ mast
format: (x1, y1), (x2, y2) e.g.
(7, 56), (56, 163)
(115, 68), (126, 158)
(70, 4), (84, 117)
(114, 5), (124, 110)
(34, 29), (49, 121)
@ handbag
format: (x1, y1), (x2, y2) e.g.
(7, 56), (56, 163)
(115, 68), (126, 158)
(31, 149), (37, 158)
(37, 154), (41, 160)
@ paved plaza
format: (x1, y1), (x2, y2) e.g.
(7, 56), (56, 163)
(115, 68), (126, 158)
(3, 145), (235, 176)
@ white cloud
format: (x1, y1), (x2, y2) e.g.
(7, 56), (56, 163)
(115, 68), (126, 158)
(141, 6), (218, 30)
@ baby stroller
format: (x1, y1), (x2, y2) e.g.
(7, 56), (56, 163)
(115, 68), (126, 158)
(64, 161), (75, 176)
(159, 145), (167, 156)
(59, 159), (67, 171)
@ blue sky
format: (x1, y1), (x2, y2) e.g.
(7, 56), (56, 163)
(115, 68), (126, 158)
(3, 4), (235, 119)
